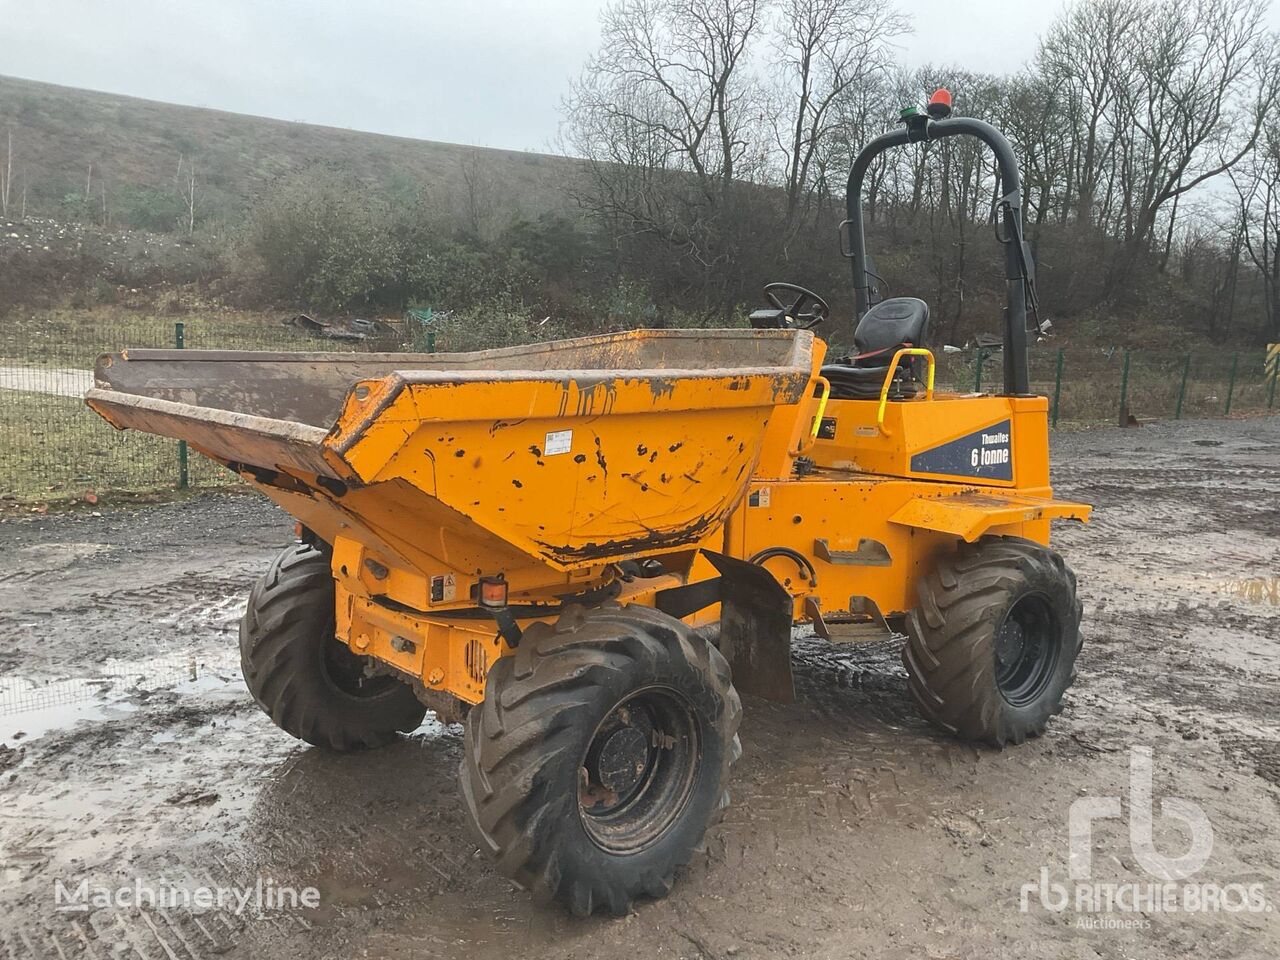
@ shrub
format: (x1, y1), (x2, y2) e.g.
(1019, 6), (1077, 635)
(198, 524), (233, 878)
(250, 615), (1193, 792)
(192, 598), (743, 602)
(241, 171), (400, 311)
(115, 186), (187, 233)
(425, 295), (566, 352)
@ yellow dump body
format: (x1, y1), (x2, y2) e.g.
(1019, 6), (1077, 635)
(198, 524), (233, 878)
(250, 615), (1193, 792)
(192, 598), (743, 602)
(87, 327), (816, 648)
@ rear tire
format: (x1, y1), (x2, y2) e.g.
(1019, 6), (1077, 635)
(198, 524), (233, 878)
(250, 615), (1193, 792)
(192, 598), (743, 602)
(904, 536), (1081, 747)
(239, 544), (425, 751)
(461, 603), (741, 917)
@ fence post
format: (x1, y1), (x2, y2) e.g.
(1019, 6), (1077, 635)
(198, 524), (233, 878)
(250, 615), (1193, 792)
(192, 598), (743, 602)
(1269, 356), (1278, 410)
(1224, 353), (1239, 416)
(1051, 348), (1064, 429)
(1117, 349), (1131, 424)
(1175, 353), (1191, 420)
(973, 347), (985, 393)
(175, 321), (188, 490)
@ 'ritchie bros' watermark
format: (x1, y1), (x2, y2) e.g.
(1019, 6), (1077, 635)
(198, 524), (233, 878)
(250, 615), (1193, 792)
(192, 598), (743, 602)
(1020, 745), (1269, 925)
(55, 876), (320, 915)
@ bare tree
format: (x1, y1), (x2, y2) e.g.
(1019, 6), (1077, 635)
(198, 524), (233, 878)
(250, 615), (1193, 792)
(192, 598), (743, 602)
(458, 150), (498, 239)
(1037, 0), (1141, 226)
(1231, 118), (1280, 340)
(1111, 0), (1278, 283)
(808, 68), (895, 217)
(767, 0), (908, 228)
(563, 0), (766, 285)
(559, 0), (1280, 338)
(1, 126), (12, 218)
(580, 0), (764, 189)
(185, 159), (196, 235)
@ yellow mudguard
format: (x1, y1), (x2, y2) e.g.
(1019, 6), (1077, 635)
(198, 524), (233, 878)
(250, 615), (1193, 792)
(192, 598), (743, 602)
(887, 491), (1091, 543)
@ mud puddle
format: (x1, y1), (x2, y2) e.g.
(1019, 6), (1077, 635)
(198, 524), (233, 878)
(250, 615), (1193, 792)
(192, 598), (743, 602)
(0, 651), (242, 746)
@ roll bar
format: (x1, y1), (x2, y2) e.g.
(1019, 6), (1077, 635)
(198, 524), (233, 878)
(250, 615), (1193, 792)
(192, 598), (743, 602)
(844, 115), (1037, 396)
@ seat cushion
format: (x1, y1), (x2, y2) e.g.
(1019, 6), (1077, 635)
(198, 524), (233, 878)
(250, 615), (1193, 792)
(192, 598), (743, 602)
(820, 363), (919, 400)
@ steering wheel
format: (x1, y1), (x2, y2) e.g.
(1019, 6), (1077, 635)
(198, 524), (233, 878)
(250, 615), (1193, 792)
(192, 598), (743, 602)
(763, 282), (830, 330)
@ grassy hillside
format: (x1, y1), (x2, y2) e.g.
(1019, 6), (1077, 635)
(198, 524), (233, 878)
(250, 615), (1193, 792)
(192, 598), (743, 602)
(0, 75), (1267, 354)
(0, 74), (580, 229)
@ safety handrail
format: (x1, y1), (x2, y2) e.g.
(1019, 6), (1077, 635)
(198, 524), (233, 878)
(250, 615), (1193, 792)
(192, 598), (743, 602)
(876, 349), (935, 433)
(809, 376), (831, 439)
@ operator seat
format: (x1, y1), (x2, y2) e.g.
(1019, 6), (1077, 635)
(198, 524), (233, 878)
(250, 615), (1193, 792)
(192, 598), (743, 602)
(821, 298), (930, 400)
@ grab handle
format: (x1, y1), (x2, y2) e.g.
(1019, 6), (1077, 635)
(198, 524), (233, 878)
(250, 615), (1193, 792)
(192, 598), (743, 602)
(810, 376), (831, 439)
(877, 349), (935, 434)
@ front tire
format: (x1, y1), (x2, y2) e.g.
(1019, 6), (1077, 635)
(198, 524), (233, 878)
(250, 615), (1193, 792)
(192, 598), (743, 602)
(461, 604), (741, 917)
(239, 544), (426, 751)
(904, 536), (1081, 747)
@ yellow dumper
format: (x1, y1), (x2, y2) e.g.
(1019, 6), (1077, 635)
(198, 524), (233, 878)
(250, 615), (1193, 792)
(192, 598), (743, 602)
(87, 99), (1089, 916)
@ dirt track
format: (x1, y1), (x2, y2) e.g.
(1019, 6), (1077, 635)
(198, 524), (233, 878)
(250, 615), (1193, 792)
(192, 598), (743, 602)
(1, 417), (1278, 959)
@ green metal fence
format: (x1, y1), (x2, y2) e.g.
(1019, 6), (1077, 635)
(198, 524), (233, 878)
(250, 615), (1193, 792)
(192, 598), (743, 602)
(0, 314), (1276, 503)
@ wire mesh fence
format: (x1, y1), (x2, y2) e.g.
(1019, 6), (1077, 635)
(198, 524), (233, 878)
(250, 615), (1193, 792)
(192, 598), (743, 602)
(0, 312), (1276, 503)
(0, 313), (418, 502)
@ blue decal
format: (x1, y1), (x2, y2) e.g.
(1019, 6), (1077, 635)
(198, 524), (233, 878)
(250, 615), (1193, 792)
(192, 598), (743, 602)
(910, 419), (1013, 481)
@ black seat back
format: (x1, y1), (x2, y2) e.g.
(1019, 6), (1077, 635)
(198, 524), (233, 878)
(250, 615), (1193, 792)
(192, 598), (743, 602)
(853, 297), (929, 356)
(819, 297), (931, 401)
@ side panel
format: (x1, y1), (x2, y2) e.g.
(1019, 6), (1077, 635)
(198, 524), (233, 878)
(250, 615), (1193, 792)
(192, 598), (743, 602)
(806, 393), (1051, 490)
(740, 476), (1061, 619)
(330, 370), (812, 571)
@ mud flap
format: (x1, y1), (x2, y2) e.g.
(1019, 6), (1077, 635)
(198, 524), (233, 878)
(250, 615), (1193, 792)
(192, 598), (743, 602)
(703, 550), (795, 703)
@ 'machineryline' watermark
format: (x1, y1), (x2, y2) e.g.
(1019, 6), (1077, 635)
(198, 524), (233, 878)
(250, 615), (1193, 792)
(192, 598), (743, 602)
(1021, 745), (1269, 922)
(55, 877), (320, 915)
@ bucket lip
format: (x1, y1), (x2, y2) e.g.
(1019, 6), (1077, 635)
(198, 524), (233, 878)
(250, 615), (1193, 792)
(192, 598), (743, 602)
(371, 327), (816, 399)
(94, 327), (813, 370)
(84, 387), (343, 480)
(388, 362), (811, 387)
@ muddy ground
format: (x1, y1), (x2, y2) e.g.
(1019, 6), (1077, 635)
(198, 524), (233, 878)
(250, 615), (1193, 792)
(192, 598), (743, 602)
(1, 417), (1278, 959)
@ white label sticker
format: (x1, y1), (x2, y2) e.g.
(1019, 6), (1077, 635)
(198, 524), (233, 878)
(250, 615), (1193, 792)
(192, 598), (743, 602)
(431, 573), (457, 604)
(544, 429), (573, 456)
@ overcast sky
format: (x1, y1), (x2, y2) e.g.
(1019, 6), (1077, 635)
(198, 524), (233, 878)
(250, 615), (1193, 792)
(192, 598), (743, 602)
(4, 0), (1279, 153)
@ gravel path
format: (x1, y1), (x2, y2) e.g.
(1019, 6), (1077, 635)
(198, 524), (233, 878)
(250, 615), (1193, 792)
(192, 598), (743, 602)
(0, 366), (93, 397)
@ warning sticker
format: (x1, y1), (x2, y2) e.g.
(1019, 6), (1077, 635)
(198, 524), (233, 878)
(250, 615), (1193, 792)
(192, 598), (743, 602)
(748, 487), (772, 508)
(429, 573), (457, 604)
(544, 429), (573, 456)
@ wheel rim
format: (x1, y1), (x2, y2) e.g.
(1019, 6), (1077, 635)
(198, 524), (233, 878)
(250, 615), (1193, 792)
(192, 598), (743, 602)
(578, 687), (701, 855)
(319, 633), (398, 700)
(994, 593), (1061, 707)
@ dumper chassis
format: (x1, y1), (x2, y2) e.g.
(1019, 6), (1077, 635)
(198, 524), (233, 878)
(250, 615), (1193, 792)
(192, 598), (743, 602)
(89, 95), (1090, 916)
